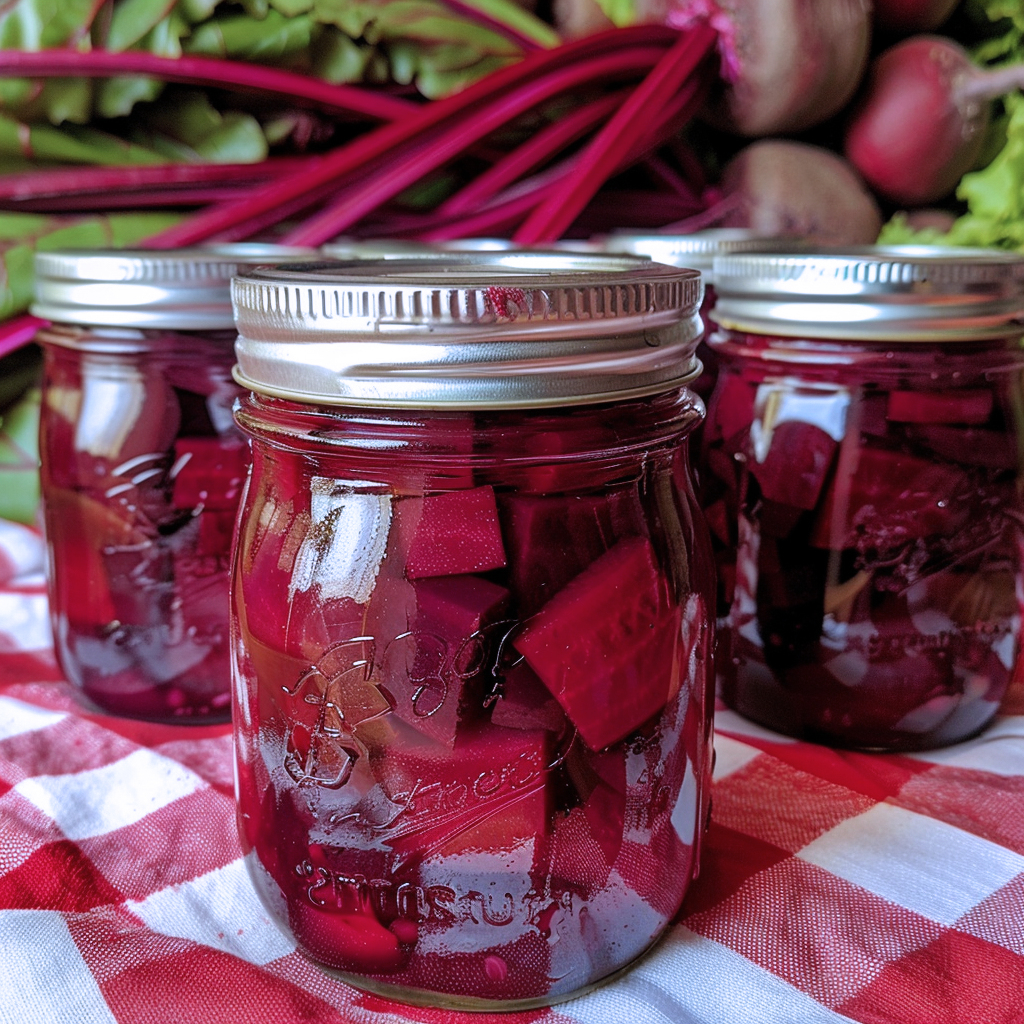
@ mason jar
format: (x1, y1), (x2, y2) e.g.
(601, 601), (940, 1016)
(602, 230), (794, 402)
(31, 245), (312, 722)
(702, 247), (1024, 750)
(228, 254), (715, 1009)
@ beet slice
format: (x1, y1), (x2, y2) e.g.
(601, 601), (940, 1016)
(886, 388), (994, 425)
(371, 721), (553, 865)
(498, 486), (646, 617)
(810, 443), (971, 548)
(514, 536), (682, 751)
(405, 486), (507, 579)
(490, 661), (568, 734)
(380, 574), (510, 747)
(750, 419), (838, 511)
(171, 435), (249, 511)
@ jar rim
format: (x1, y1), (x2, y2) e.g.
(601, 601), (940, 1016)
(231, 254), (705, 409)
(711, 246), (1024, 341)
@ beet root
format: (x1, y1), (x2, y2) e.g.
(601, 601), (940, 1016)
(873, 0), (960, 35)
(716, 139), (883, 245)
(689, 0), (873, 136)
(843, 36), (990, 206)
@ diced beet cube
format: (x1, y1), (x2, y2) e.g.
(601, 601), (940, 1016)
(886, 388), (994, 425)
(810, 444), (971, 548)
(171, 436), (248, 511)
(908, 424), (1019, 471)
(405, 486), (506, 579)
(490, 661), (567, 734)
(703, 497), (732, 547)
(380, 574), (510, 747)
(371, 722), (552, 865)
(563, 744), (626, 867)
(750, 420), (837, 511)
(704, 373), (757, 444)
(498, 487), (646, 617)
(515, 537), (682, 751)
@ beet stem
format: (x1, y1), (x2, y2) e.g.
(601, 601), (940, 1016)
(0, 50), (417, 121)
(273, 46), (674, 245)
(436, 91), (627, 217)
(0, 313), (46, 360)
(141, 25), (679, 249)
(513, 23), (718, 243)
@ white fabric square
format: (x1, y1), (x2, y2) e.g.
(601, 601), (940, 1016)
(14, 747), (206, 841)
(0, 697), (65, 743)
(0, 594), (53, 651)
(797, 803), (1024, 926)
(126, 858), (295, 966)
(712, 733), (761, 781)
(0, 910), (117, 1024)
(561, 928), (855, 1024)
(905, 715), (1024, 777)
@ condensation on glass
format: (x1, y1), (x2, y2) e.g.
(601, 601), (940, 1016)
(701, 247), (1024, 750)
(31, 245), (313, 722)
(228, 253), (716, 1009)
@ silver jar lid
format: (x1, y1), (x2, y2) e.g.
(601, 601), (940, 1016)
(711, 246), (1024, 341)
(601, 229), (795, 279)
(231, 253), (703, 409)
(31, 244), (317, 330)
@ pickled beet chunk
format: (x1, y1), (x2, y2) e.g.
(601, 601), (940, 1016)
(704, 374), (757, 444)
(498, 487), (646, 617)
(810, 444), (970, 548)
(750, 420), (837, 511)
(380, 574), (510, 747)
(371, 721), (552, 863)
(405, 486), (506, 579)
(563, 744), (626, 867)
(886, 388), (994, 425)
(171, 436), (248, 511)
(490, 661), (568, 734)
(515, 537), (682, 752)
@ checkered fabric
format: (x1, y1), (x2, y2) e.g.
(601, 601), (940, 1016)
(1, 516), (1022, 1024)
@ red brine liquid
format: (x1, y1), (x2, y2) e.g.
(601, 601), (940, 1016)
(231, 391), (715, 1008)
(702, 330), (1024, 750)
(39, 333), (247, 722)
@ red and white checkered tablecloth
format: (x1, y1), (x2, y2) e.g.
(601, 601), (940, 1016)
(1, 516), (1023, 1024)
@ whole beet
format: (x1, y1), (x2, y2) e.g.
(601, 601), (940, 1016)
(718, 139), (883, 245)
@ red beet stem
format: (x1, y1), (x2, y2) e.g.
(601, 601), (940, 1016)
(436, 91), (627, 218)
(0, 313), (47, 359)
(281, 45), (669, 245)
(0, 158), (310, 201)
(514, 22), (717, 243)
(142, 25), (679, 248)
(0, 50), (417, 122)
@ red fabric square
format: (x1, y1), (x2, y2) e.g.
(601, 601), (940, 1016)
(894, 765), (1024, 856)
(79, 788), (242, 901)
(0, 839), (123, 912)
(955, 874), (1024, 956)
(838, 930), (1024, 1024)
(711, 754), (879, 853)
(686, 859), (944, 1009)
(681, 821), (791, 918)
(67, 910), (349, 1024)
(0, 716), (139, 779)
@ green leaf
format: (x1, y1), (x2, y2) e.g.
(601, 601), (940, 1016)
(129, 91), (269, 163)
(101, 0), (178, 51)
(309, 24), (372, 82)
(0, 0), (102, 49)
(0, 115), (170, 165)
(184, 8), (314, 60)
(176, 0), (221, 22)
(269, 0), (315, 15)
(0, 387), (41, 525)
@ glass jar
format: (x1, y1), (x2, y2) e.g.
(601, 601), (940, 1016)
(32, 245), (312, 722)
(702, 247), (1024, 750)
(602, 230), (794, 402)
(228, 254), (715, 1009)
